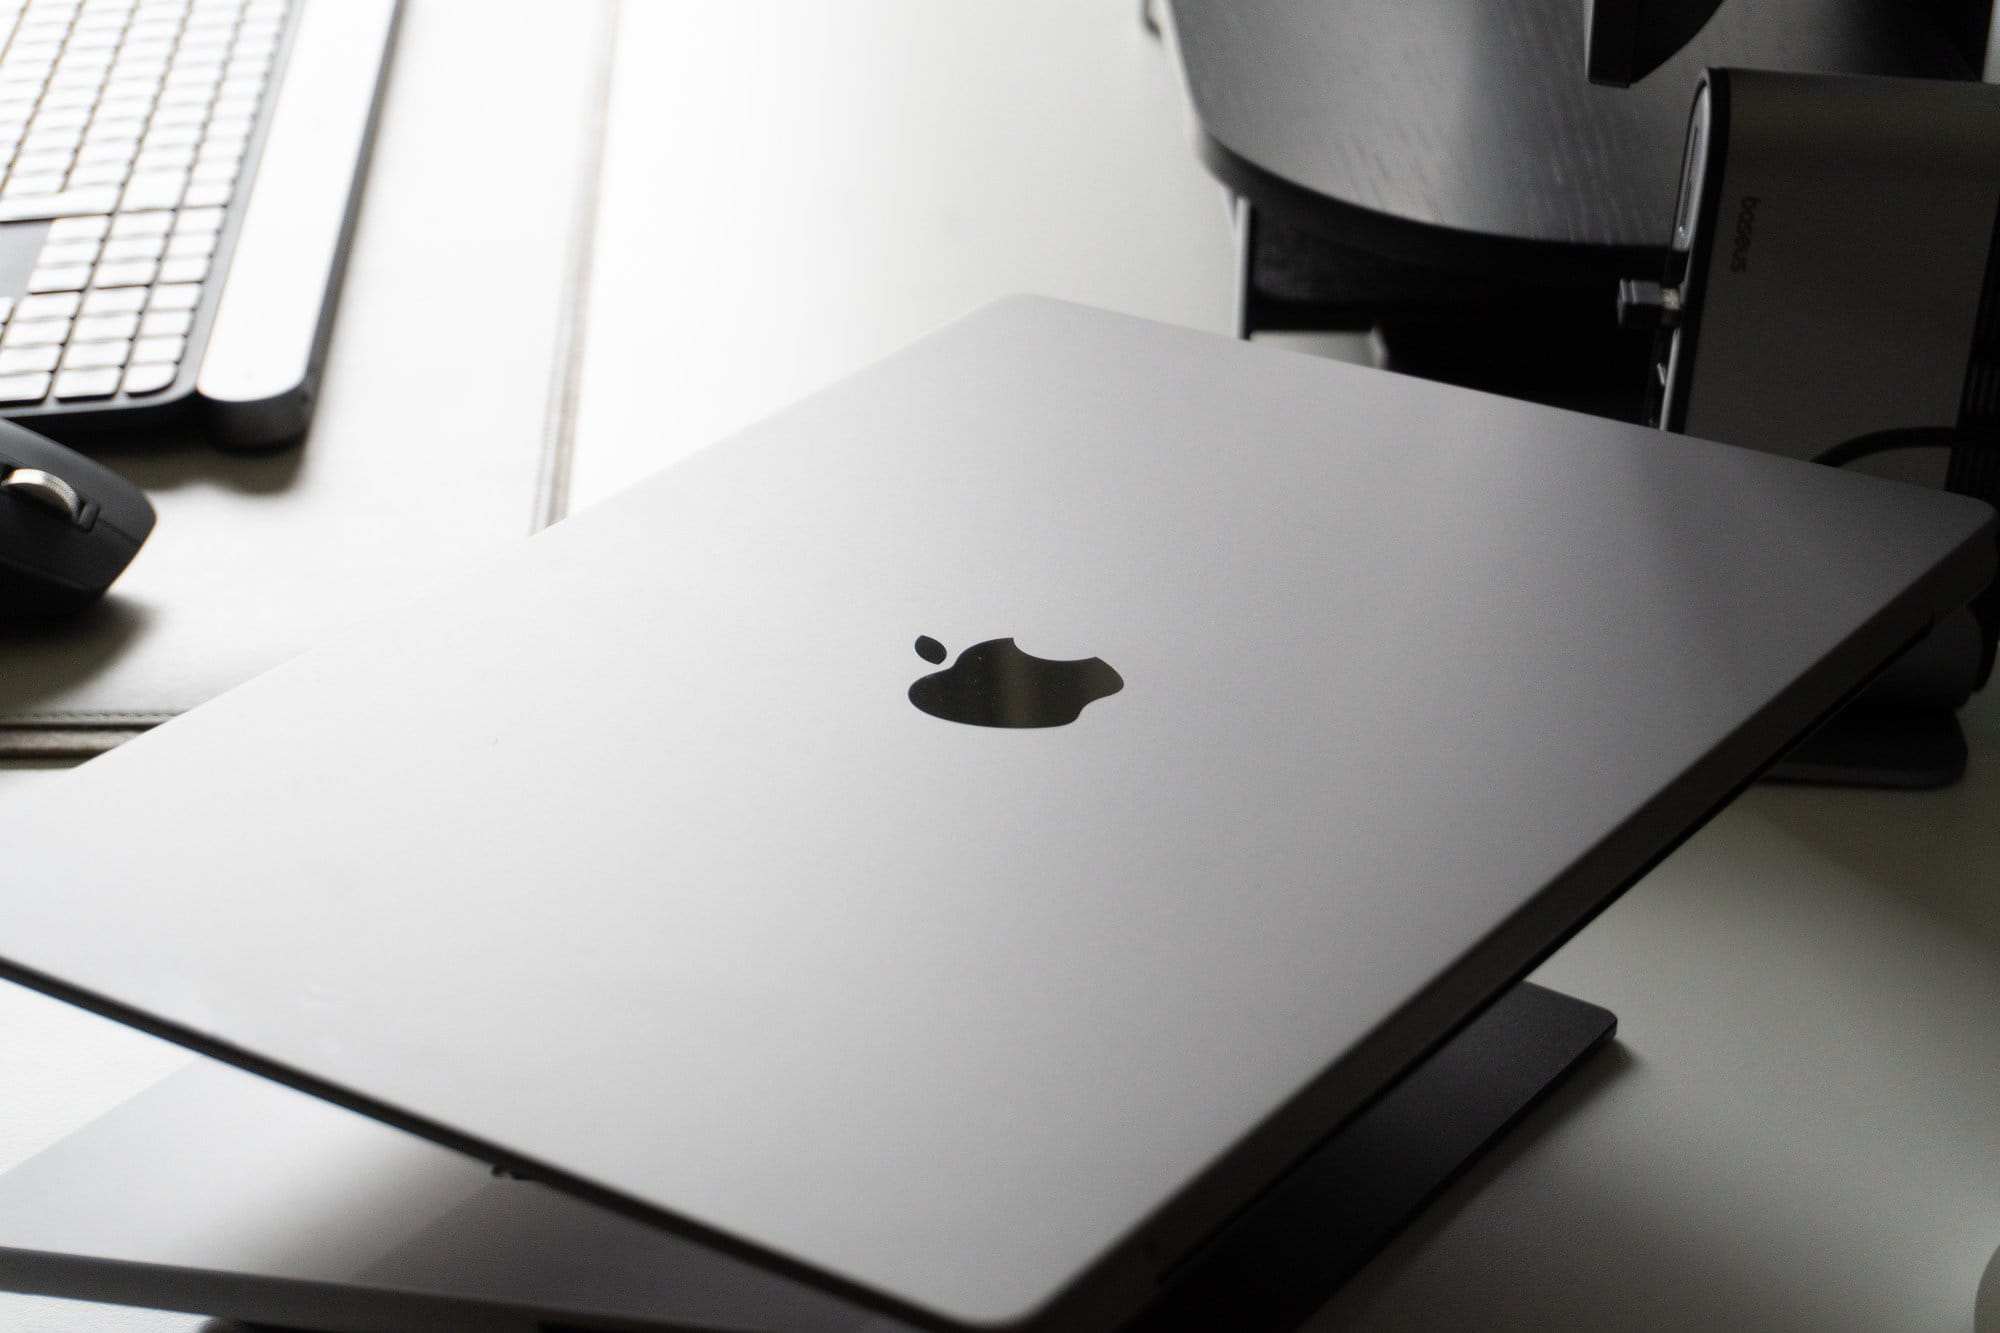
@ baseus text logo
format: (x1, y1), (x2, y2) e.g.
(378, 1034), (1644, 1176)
(1729, 196), (1760, 272)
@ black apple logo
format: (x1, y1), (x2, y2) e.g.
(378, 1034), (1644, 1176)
(908, 635), (1124, 728)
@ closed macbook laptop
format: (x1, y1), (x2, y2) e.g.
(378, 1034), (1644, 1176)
(0, 297), (1989, 1332)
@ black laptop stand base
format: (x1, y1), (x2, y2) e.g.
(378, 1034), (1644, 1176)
(1765, 705), (1970, 789)
(1120, 982), (1615, 1333)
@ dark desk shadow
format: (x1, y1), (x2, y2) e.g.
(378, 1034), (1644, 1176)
(0, 599), (153, 715)
(43, 422), (307, 500)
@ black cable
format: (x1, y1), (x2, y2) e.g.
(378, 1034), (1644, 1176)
(1811, 425), (1989, 469)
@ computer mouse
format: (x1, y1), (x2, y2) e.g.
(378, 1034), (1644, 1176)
(0, 420), (155, 618)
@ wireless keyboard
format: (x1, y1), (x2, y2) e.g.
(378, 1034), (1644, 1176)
(0, 0), (397, 448)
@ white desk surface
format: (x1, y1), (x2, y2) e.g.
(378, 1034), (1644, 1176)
(0, 2), (1996, 1331)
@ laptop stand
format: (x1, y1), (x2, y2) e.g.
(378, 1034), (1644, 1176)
(0, 984), (1613, 1333)
(1765, 705), (1971, 790)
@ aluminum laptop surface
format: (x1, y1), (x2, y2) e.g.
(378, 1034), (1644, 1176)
(0, 298), (1989, 1332)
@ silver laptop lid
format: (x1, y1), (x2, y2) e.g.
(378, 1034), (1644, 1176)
(0, 298), (1990, 1332)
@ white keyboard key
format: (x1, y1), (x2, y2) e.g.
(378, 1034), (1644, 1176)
(157, 255), (207, 284)
(5, 172), (73, 198)
(162, 65), (220, 88)
(100, 233), (164, 262)
(166, 58), (225, 83)
(108, 65), (168, 87)
(172, 206), (223, 235)
(109, 209), (172, 238)
(60, 46), (117, 70)
(134, 144), (197, 172)
(163, 230), (214, 259)
(92, 257), (157, 286)
(36, 239), (99, 267)
(44, 84), (107, 110)
(0, 371), (51, 403)
(43, 86), (106, 112)
(27, 263), (91, 292)
(155, 85), (215, 110)
(130, 333), (182, 364)
(200, 131), (248, 158)
(49, 213), (111, 242)
(72, 312), (138, 341)
(122, 359), (176, 395)
(77, 136), (140, 164)
(3, 318), (71, 347)
(82, 286), (148, 316)
(0, 345), (60, 374)
(12, 149), (76, 177)
(0, 297), (12, 324)
(67, 160), (130, 187)
(17, 291), (81, 320)
(30, 106), (91, 132)
(141, 122), (200, 149)
(53, 366), (120, 398)
(180, 178), (230, 208)
(21, 126), (85, 152)
(62, 340), (130, 369)
(146, 282), (199, 311)
(137, 308), (191, 338)
(0, 186), (121, 220)
(166, 74), (226, 100)
(190, 158), (235, 185)
(88, 109), (147, 135)
(120, 169), (185, 210)
(107, 70), (161, 101)
(152, 100), (207, 126)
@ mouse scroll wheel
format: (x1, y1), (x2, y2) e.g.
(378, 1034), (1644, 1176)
(0, 467), (85, 525)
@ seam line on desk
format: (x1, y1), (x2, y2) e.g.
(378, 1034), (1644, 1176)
(531, 0), (621, 533)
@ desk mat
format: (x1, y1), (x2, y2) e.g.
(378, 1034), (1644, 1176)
(0, 0), (616, 757)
